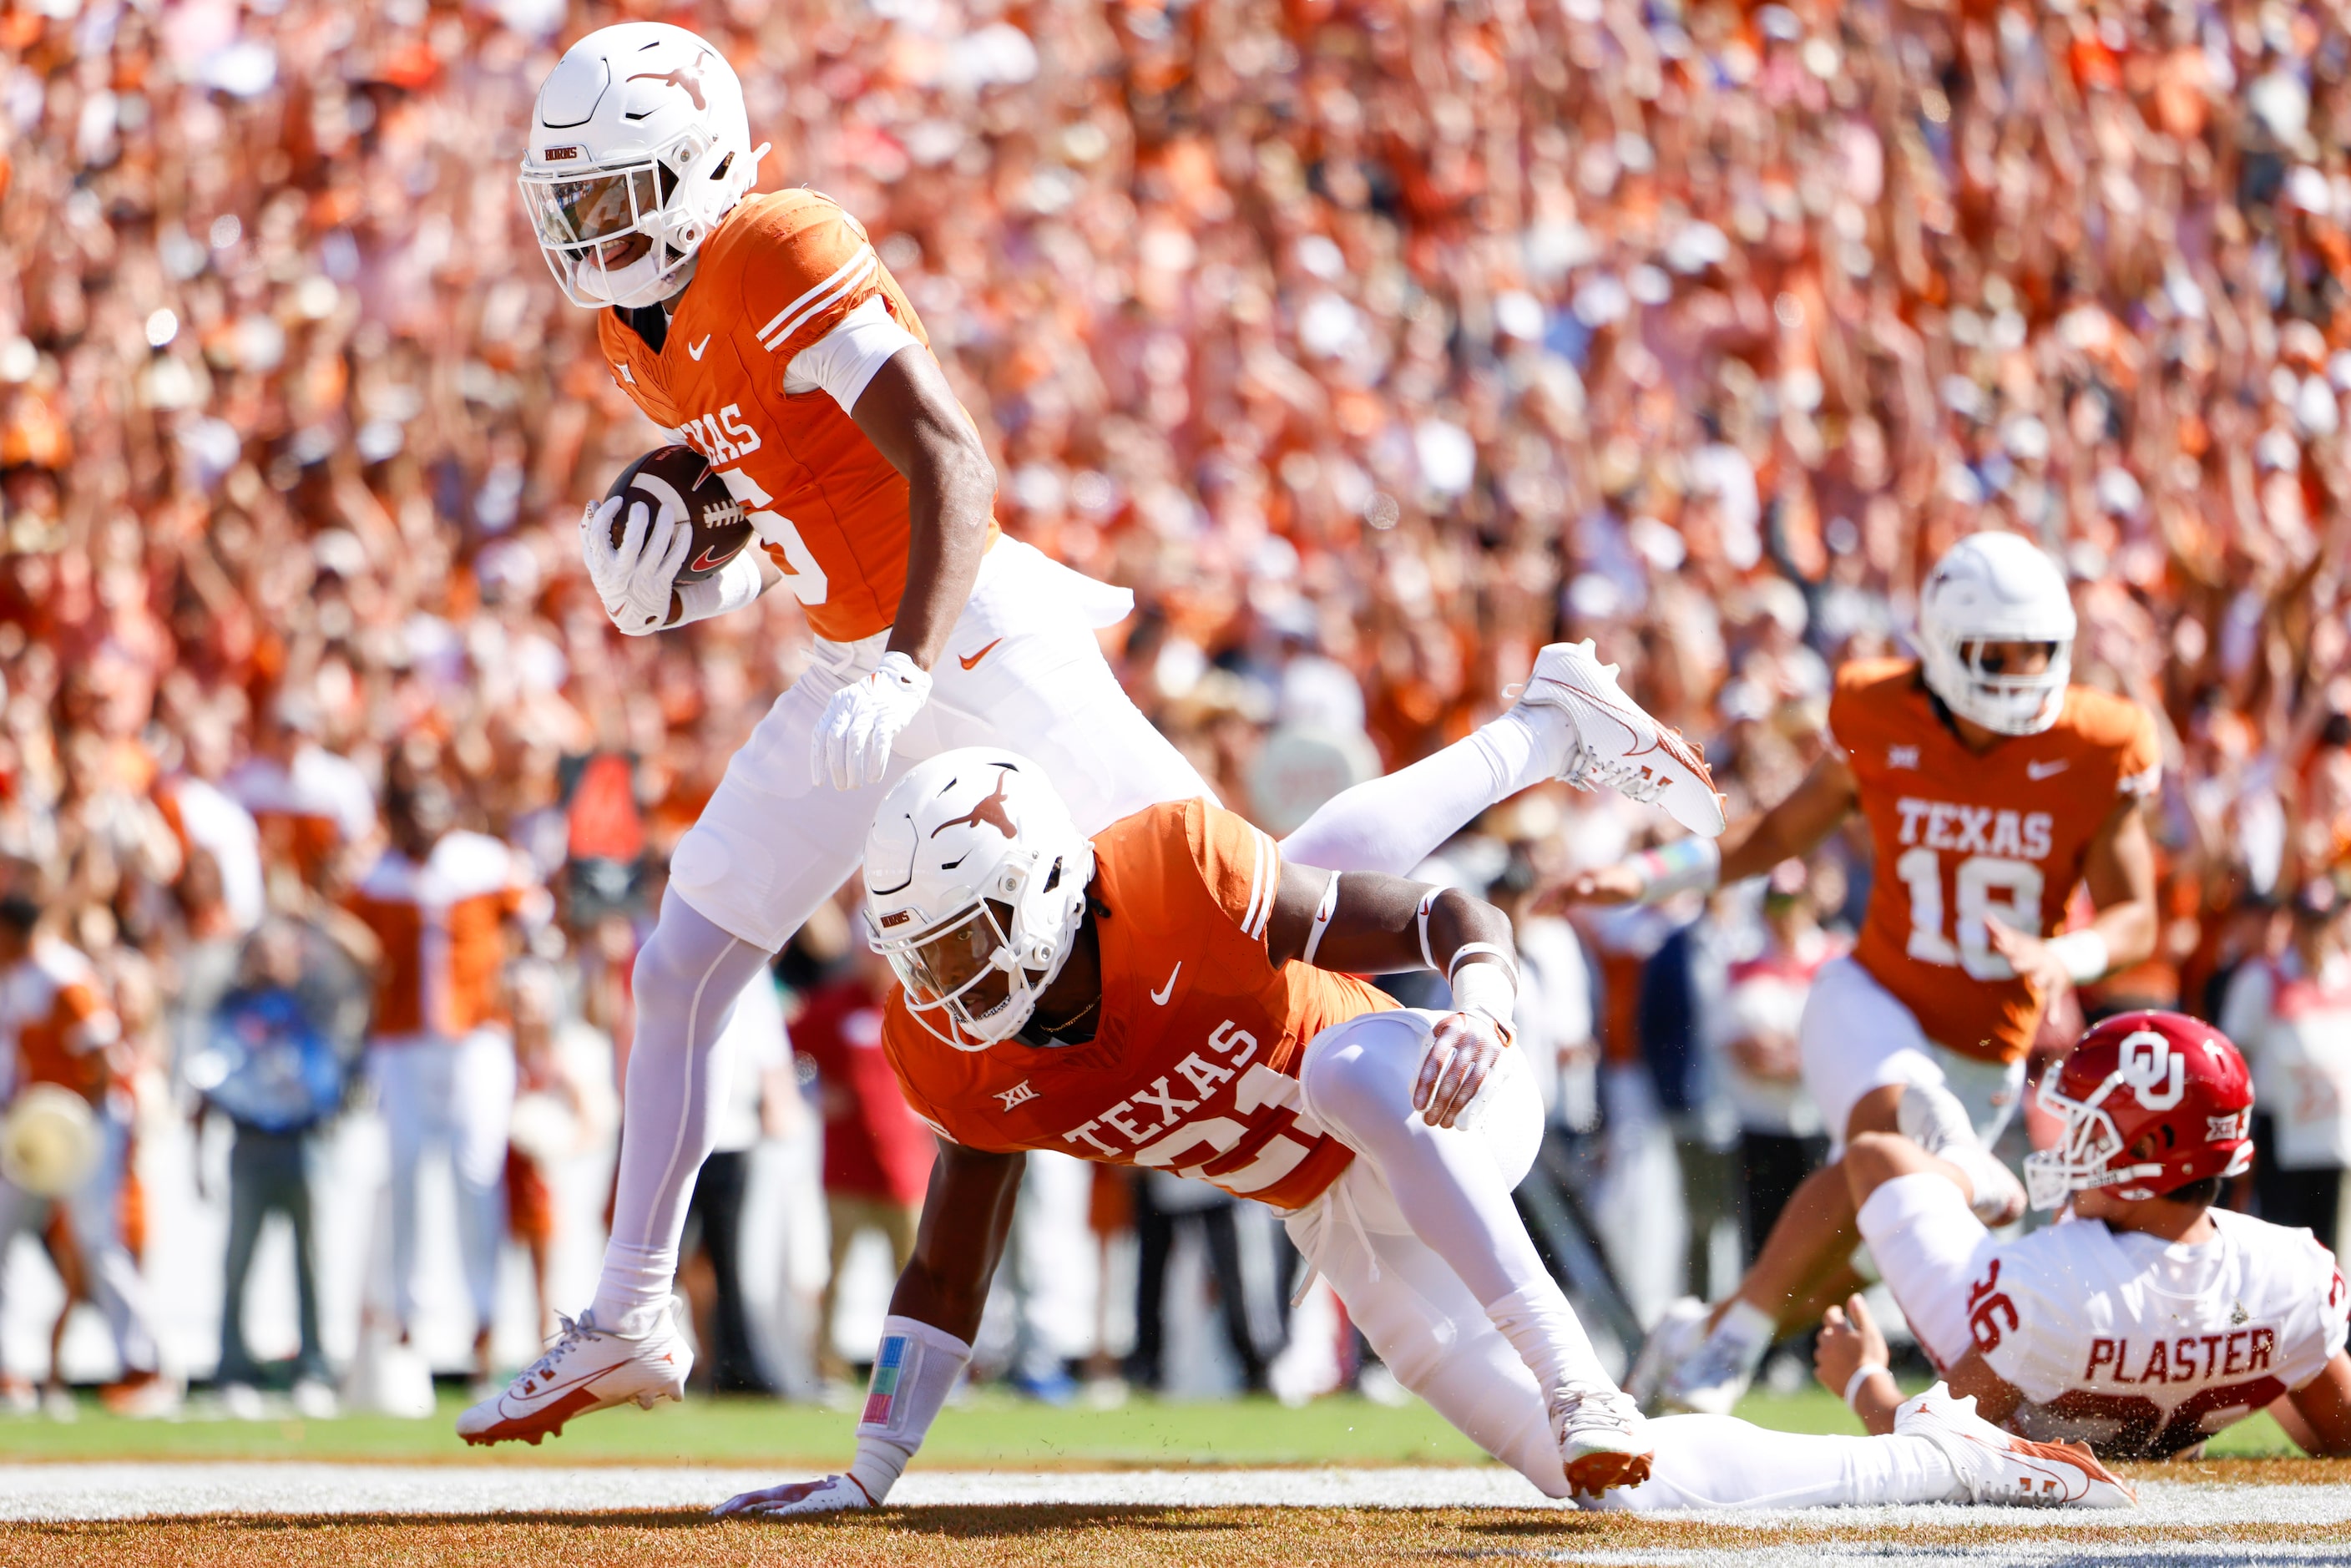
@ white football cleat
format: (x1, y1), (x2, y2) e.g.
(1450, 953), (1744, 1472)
(1551, 1380), (1654, 1496)
(1898, 1383), (2136, 1508)
(1659, 1319), (1766, 1417)
(1625, 1296), (1708, 1414)
(1510, 641), (1726, 837)
(714, 1473), (878, 1519)
(456, 1302), (691, 1447)
(1898, 1084), (2027, 1226)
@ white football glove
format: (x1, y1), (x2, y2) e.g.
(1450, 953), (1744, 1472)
(581, 494), (689, 635)
(813, 651), (932, 790)
(713, 1472), (878, 1520)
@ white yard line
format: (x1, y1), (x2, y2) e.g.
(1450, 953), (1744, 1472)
(1, 1463), (2348, 1530)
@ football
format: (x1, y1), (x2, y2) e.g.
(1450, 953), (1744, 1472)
(603, 445), (755, 584)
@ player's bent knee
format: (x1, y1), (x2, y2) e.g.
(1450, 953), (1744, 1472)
(1844, 1083), (1906, 1144)
(1843, 1131), (1912, 1199)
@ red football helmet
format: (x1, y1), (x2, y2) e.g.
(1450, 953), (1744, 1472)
(2024, 1009), (2254, 1211)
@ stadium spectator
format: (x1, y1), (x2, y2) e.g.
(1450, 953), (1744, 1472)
(343, 756), (538, 1388)
(2222, 874), (2351, 1259)
(190, 914), (367, 1419)
(0, 889), (169, 1412)
(790, 937), (933, 1388)
(1714, 860), (1841, 1261)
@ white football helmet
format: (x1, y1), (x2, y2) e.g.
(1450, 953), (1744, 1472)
(864, 750), (1095, 1051)
(517, 23), (768, 310)
(1914, 532), (2076, 736)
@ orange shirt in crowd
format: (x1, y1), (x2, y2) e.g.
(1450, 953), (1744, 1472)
(344, 832), (535, 1041)
(884, 798), (1391, 1211)
(1830, 659), (2161, 1065)
(0, 938), (122, 1103)
(595, 188), (999, 644)
(225, 745), (377, 886)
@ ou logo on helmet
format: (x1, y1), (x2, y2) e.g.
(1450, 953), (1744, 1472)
(2117, 1029), (2185, 1110)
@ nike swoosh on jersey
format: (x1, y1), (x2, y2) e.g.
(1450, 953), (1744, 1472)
(958, 638), (1005, 670)
(688, 335), (711, 360)
(2026, 760), (2070, 780)
(1150, 962), (1181, 1005)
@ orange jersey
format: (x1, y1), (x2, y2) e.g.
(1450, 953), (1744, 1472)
(0, 938), (120, 1101)
(884, 799), (1393, 1211)
(596, 189), (998, 643)
(345, 832), (533, 1039)
(1830, 660), (2160, 1064)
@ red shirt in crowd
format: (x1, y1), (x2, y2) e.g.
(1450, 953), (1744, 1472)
(792, 978), (933, 1206)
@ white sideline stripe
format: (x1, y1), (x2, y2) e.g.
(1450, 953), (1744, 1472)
(755, 247), (877, 352)
(3, 1464), (2349, 1526)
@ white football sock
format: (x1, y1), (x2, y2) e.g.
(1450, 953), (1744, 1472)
(1592, 1414), (1961, 1511)
(590, 896), (773, 1337)
(1278, 712), (1555, 876)
(1710, 1299), (1777, 1368)
(1486, 1277), (1613, 1398)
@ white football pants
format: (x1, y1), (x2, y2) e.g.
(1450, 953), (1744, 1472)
(369, 1030), (516, 1334)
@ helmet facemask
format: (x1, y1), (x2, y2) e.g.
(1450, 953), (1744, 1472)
(868, 850), (1088, 1052)
(1925, 636), (2073, 736)
(2023, 1070), (2181, 1209)
(519, 128), (742, 310)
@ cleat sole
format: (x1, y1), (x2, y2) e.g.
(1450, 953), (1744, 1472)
(1567, 1448), (1654, 1496)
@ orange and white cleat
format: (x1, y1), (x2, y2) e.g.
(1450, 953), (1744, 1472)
(1509, 641), (1727, 837)
(1896, 1383), (2136, 1508)
(456, 1301), (691, 1447)
(1553, 1380), (1655, 1497)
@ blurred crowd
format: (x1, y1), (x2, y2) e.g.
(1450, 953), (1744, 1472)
(2, 0), (2350, 1409)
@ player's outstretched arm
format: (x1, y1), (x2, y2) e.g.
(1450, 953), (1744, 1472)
(1265, 865), (1519, 1127)
(2283, 1352), (2351, 1456)
(809, 349), (998, 789)
(1540, 748), (1858, 908)
(715, 1140), (1024, 1519)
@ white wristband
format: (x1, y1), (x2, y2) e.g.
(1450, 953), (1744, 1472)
(848, 1314), (972, 1504)
(2046, 929), (2111, 984)
(671, 549), (763, 625)
(1449, 953), (1518, 1044)
(1843, 1360), (1889, 1410)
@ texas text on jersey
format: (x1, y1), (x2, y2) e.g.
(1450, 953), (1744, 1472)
(882, 799), (1393, 1209)
(1961, 1207), (2348, 1459)
(595, 188), (1000, 644)
(1829, 659), (2161, 1065)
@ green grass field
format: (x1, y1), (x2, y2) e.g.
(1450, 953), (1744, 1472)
(0, 1383), (2302, 1466)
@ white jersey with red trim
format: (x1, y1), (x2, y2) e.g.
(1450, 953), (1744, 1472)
(1964, 1206), (2348, 1459)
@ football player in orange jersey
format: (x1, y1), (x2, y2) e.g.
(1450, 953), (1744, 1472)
(1556, 533), (2163, 1417)
(466, 20), (1216, 1439)
(708, 751), (2133, 1518)
(466, 23), (1732, 1448)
